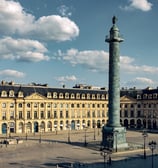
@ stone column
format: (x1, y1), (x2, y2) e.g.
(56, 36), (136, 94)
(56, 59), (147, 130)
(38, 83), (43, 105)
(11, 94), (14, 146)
(102, 16), (128, 151)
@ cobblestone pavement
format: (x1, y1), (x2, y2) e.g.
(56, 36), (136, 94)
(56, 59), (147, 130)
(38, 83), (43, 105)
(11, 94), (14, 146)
(0, 129), (158, 168)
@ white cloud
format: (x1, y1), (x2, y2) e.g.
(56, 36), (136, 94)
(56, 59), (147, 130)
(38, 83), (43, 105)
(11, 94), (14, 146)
(55, 75), (77, 82)
(57, 49), (109, 72)
(0, 0), (79, 41)
(122, 0), (152, 11)
(0, 37), (49, 62)
(56, 48), (158, 75)
(57, 5), (72, 17)
(34, 15), (79, 41)
(0, 69), (25, 78)
(125, 77), (155, 88)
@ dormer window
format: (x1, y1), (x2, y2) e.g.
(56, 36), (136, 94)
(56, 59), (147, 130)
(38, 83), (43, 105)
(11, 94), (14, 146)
(143, 94), (147, 99)
(9, 90), (14, 97)
(153, 93), (157, 99)
(47, 92), (52, 98)
(97, 94), (100, 99)
(101, 95), (105, 100)
(1, 90), (7, 97)
(76, 93), (80, 99)
(18, 91), (23, 97)
(148, 94), (152, 99)
(53, 92), (57, 98)
(59, 93), (63, 99)
(92, 94), (95, 100)
(65, 92), (69, 99)
(81, 94), (85, 99)
(71, 93), (75, 99)
(87, 94), (90, 99)
(137, 95), (141, 99)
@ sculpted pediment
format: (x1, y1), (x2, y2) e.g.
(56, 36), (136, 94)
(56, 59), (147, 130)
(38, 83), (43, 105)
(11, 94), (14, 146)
(120, 95), (136, 102)
(25, 93), (46, 100)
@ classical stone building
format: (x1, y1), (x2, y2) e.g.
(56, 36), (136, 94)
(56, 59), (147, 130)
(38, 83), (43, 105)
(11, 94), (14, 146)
(120, 87), (158, 130)
(0, 81), (158, 135)
(0, 81), (108, 134)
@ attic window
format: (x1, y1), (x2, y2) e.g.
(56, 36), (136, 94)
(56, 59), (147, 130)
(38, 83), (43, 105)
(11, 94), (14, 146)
(137, 95), (141, 99)
(71, 93), (75, 99)
(87, 94), (90, 99)
(47, 92), (52, 98)
(101, 95), (105, 100)
(18, 91), (23, 97)
(81, 94), (85, 99)
(53, 92), (57, 98)
(97, 94), (100, 99)
(92, 94), (95, 99)
(143, 94), (147, 99)
(65, 92), (69, 99)
(76, 93), (80, 99)
(153, 93), (157, 99)
(59, 93), (63, 99)
(1, 90), (7, 97)
(9, 90), (14, 97)
(148, 94), (152, 99)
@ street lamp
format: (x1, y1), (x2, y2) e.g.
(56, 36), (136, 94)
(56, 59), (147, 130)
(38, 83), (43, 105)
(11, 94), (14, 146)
(100, 147), (108, 168)
(149, 140), (157, 168)
(67, 124), (71, 143)
(107, 135), (113, 150)
(113, 130), (119, 152)
(84, 126), (87, 147)
(94, 123), (96, 140)
(25, 123), (29, 141)
(39, 125), (42, 143)
(142, 130), (148, 159)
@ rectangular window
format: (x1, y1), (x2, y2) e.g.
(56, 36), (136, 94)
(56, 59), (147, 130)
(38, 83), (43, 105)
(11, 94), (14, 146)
(34, 111), (38, 119)
(124, 110), (128, 117)
(92, 111), (95, 118)
(60, 111), (63, 118)
(2, 103), (6, 108)
(2, 111), (6, 120)
(10, 111), (14, 119)
(130, 111), (134, 117)
(27, 111), (31, 119)
(19, 111), (23, 119)
(97, 110), (100, 117)
(66, 111), (69, 118)
(47, 111), (51, 118)
(41, 111), (44, 119)
(54, 111), (57, 118)
(102, 110), (105, 117)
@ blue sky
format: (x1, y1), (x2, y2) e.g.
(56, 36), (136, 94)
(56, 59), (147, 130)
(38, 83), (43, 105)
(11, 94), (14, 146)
(0, 0), (158, 89)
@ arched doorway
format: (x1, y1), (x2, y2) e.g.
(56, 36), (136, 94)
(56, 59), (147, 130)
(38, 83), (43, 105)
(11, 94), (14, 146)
(148, 120), (152, 129)
(18, 122), (23, 133)
(143, 119), (146, 128)
(124, 119), (128, 128)
(137, 119), (142, 129)
(60, 120), (63, 130)
(97, 120), (101, 128)
(71, 120), (75, 130)
(34, 122), (38, 133)
(2, 123), (7, 134)
(47, 121), (52, 132)
(153, 120), (157, 129)
(87, 120), (91, 128)
(130, 119), (135, 128)
(9, 122), (15, 133)
(41, 121), (45, 132)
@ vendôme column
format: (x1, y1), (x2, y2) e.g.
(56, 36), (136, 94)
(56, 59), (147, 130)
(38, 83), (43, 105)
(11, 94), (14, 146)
(102, 16), (128, 151)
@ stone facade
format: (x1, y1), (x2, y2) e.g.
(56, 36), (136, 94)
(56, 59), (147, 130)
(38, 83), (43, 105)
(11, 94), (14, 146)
(0, 82), (108, 134)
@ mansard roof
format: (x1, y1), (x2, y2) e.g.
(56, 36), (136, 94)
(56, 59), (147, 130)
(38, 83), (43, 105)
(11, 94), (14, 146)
(0, 83), (107, 98)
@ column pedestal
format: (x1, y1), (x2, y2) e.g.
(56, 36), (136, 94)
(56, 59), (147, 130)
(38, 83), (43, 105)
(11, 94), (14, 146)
(102, 126), (128, 151)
